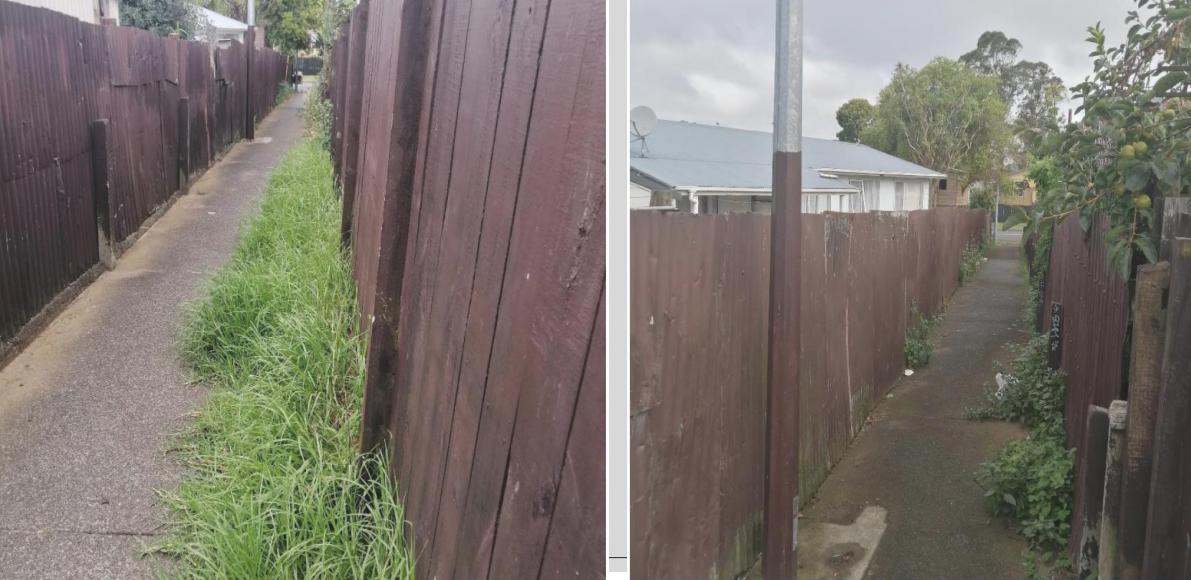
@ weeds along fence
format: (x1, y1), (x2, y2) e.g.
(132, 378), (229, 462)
(1035, 199), (1191, 577)
(629, 207), (988, 579)
(325, 1), (605, 579)
(0, 0), (287, 348)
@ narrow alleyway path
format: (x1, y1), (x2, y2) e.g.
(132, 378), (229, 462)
(799, 243), (1033, 579)
(0, 95), (306, 579)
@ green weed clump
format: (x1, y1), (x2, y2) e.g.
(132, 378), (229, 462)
(158, 140), (414, 580)
(968, 334), (1072, 564)
(904, 302), (941, 370)
(304, 75), (333, 152)
(959, 236), (990, 285)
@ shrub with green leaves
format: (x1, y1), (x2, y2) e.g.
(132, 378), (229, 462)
(1011, 0), (1191, 282)
(969, 334), (1072, 559)
(157, 140), (414, 580)
(979, 434), (1075, 554)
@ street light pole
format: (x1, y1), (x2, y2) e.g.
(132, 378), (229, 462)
(764, 0), (802, 578)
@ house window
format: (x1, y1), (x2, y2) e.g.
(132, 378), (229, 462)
(939, 178), (949, 191)
(894, 181), (905, 210)
(863, 180), (880, 212)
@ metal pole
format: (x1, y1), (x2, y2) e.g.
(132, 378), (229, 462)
(247, 0), (255, 25)
(994, 183), (1000, 243)
(764, 0), (802, 577)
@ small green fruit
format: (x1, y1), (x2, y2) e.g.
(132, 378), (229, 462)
(1164, 109), (1177, 120)
(1114, 184), (1127, 196)
(1136, 194), (1152, 209)
(1121, 144), (1136, 159)
(1134, 141), (1149, 156)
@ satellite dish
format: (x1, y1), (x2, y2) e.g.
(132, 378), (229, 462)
(631, 106), (658, 137)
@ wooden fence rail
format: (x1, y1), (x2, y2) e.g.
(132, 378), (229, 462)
(0, 0), (288, 351)
(629, 208), (989, 579)
(324, 1), (606, 579)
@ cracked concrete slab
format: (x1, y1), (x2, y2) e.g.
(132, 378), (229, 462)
(0, 95), (306, 579)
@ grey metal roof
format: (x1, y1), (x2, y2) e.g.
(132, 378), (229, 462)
(630, 120), (945, 192)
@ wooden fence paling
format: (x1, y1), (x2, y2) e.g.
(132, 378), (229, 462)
(1099, 400), (1127, 580)
(1119, 263), (1170, 578)
(629, 208), (987, 578)
(1142, 237), (1191, 578)
(1074, 404), (1109, 575)
(328, 0), (606, 578)
(337, 0), (369, 248)
(89, 118), (114, 269)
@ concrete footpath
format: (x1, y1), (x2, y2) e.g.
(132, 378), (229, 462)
(798, 244), (1033, 579)
(0, 94), (306, 579)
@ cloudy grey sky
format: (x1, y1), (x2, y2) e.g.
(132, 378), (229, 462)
(630, 0), (1136, 139)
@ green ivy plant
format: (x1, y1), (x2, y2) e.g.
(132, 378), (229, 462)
(1006, 0), (1191, 281)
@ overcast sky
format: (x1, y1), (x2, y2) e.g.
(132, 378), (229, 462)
(630, 0), (1137, 139)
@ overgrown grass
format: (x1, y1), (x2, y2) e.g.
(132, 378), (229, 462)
(155, 140), (415, 580)
(276, 81), (295, 106)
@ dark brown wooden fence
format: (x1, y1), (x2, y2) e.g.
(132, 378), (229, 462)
(1045, 199), (1191, 576)
(1038, 214), (1132, 561)
(324, 1), (605, 579)
(629, 208), (989, 579)
(0, 0), (287, 347)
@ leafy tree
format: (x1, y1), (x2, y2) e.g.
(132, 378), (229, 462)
(1010, 0), (1191, 281)
(861, 58), (1010, 190)
(961, 31), (1067, 156)
(835, 98), (875, 142)
(122, 0), (196, 37)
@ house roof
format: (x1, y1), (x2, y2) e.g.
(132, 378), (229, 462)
(193, 5), (247, 32)
(630, 120), (946, 193)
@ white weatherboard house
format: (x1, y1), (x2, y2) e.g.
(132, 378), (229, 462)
(192, 5), (248, 47)
(631, 120), (947, 214)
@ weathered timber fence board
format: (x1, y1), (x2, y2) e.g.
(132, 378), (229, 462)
(325, 0), (606, 578)
(1041, 214), (1131, 556)
(630, 208), (988, 579)
(0, 0), (287, 349)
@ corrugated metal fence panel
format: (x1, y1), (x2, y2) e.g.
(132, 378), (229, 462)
(629, 208), (989, 579)
(0, 0), (288, 345)
(1043, 213), (1131, 555)
(327, 0), (606, 578)
(0, 1), (99, 340)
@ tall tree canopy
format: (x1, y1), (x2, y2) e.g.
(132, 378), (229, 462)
(960, 31), (1066, 154)
(835, 98), (875, 143)
(860, 58), (1010, 189)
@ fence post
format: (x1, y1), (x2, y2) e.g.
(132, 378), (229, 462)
(1074, 404), (1109, 576)
(90, 119), (115, 269)
(1142, 237), (1191, 578)
(1119, 262), (1169, 578)
(1159, 198), (1191, 262)
(339, 0), (370, 249)
(1099, 400), (1127, 579)
(764, 0), (802, 577)
(245, 26), (255, 140)
(178, 97), (190, 186)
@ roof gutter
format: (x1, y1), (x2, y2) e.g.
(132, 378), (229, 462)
(815, 167), (947, 179)
(683, 187), (859, 197)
